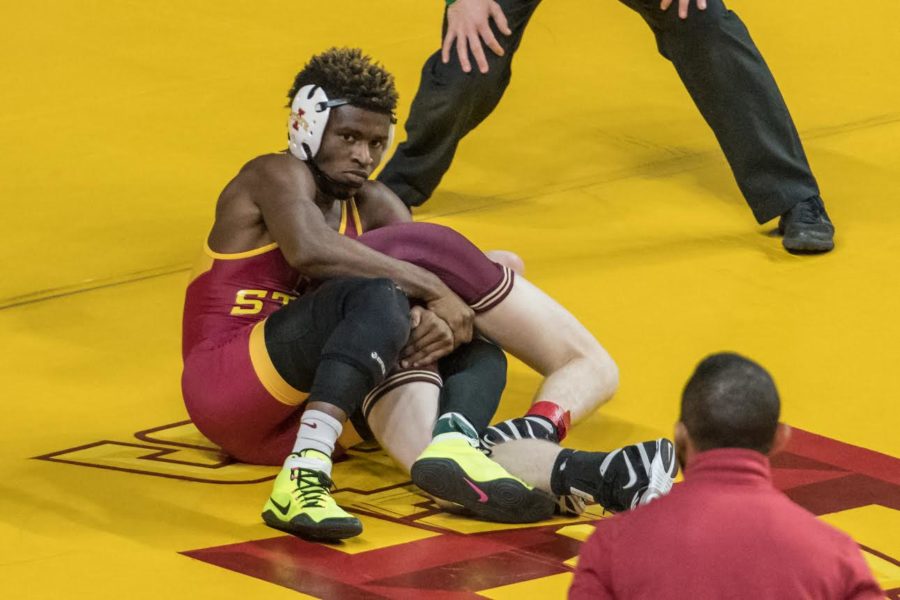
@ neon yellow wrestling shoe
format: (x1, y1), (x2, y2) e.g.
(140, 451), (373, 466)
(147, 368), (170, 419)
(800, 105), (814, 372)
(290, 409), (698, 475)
(261, 450), (362, 541)
(411, 436), (556, 523)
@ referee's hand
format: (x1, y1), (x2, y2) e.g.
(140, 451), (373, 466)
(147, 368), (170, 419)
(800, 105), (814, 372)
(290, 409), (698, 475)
(442, 0), (511, 74)
(660, 0), (708, 20)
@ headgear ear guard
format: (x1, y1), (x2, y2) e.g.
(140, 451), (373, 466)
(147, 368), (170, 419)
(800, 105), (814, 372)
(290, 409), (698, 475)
(287, 84), (396, 162)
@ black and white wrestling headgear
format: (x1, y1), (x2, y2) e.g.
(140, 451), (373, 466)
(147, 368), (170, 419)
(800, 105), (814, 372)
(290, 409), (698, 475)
(287, 84), (395, 161)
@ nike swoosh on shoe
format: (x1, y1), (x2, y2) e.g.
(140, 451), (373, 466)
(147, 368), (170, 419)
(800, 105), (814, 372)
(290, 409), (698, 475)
(270, 497), (291, 516)
(463, 478), (489, 503)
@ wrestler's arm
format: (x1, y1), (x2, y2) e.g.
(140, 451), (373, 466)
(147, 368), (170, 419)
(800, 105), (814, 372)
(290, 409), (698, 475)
(250, 157), (473, 343)
(355, 182), (459, 364)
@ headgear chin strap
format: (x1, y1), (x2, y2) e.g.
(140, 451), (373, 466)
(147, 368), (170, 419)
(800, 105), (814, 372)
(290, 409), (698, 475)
(287, 84), (396, 162)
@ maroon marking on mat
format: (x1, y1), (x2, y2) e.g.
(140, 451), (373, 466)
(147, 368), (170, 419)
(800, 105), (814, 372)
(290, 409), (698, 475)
(134, 419), (222, 451)
(859, 544), (900, 569)
(35, 420), (389, 484)
(367, 549), (567, 592)
(185, 535), (391, 599)
(183, 426), (900, 595)
(783, 474), (900, 516)
(32, 440), (273, 484)
(770, 451), (846, 471)
(770, 462), (851, 491)
(183, 524), (576, 597)
(784, 429), (900, 486)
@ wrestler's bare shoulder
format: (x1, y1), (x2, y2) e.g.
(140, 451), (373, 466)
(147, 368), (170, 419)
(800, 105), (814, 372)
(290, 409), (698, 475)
(215, 154), (310, 217)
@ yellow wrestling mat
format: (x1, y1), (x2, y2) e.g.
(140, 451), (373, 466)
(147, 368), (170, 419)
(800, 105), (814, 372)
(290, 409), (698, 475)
(1, 1), (899, 597)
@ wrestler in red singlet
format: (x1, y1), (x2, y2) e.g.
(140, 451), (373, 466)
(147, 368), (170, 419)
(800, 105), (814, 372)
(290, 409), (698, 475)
(181, 200), (364, 464)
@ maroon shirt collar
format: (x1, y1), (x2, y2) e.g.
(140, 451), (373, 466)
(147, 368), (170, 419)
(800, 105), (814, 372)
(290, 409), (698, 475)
(684, 448), (772, 487)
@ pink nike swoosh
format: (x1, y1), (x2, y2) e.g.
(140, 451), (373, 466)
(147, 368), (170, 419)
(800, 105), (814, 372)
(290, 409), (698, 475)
(464, 478), (489, 503)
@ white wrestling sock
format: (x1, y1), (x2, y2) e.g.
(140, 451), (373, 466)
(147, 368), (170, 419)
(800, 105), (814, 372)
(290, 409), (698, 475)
(284, 410), (343, 476)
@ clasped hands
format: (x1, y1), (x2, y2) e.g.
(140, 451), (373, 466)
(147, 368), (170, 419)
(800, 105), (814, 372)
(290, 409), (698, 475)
(400, 305), (458, 369)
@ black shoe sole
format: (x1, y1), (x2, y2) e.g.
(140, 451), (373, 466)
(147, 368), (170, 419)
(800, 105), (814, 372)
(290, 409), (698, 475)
(261, 510), (363, 541)
(782, 234), (835, 253)
(411, 457), (555, 524)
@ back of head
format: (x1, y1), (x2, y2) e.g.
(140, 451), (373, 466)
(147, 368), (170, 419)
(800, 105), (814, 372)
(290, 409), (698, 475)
(681, 353), (780, 454)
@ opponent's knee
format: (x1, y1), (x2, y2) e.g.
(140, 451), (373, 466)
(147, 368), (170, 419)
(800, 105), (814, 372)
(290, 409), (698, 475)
(587, 345), (620, 398)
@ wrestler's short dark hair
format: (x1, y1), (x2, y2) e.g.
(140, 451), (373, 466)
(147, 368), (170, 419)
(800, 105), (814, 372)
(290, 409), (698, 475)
(680, 353), (780, 454)
(287, 47), (398, 115)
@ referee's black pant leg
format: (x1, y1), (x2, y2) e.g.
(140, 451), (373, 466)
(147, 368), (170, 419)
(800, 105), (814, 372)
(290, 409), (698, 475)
(378, 0), (543, 207)
(618, 0), (820, 223)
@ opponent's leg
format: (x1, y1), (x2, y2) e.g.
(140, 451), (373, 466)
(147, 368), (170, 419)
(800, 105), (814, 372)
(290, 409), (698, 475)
(489, 438), (679, 513)
(477, 275), (619, 443)
(364, 370), (443, 472)
(419, 339), (555, 523)
(438, 337), (507, 434)
(366, 340), (556, 523)
(261, 277), (410, 540)
(367, 373), (676, 517)
(358, 222), (619, 436)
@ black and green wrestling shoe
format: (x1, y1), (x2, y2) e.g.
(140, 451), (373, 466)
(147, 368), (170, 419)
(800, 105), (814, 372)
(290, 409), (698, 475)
(411, 436), (556, 524)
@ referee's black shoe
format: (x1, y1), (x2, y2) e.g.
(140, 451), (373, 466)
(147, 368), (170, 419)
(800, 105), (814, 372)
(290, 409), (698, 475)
(778, 196), (835, 253)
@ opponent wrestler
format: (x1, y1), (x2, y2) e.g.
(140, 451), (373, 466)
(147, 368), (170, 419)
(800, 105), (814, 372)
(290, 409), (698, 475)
(354, 223), (677, 521)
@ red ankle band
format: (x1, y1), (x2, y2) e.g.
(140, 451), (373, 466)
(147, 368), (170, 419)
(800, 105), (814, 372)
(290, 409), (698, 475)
(527, 401), (571, 441)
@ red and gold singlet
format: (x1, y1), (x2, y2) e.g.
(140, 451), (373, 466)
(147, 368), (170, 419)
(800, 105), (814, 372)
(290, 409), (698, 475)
(180, 199), (364, 465)
(182, 198), (363, 357)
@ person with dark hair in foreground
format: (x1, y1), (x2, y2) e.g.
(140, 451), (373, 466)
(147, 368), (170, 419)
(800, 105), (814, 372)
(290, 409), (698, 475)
(569, 353), (882, 599)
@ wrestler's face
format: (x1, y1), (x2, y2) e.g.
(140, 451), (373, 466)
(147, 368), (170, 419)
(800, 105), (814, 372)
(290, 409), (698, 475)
(315, 105), (392, 197)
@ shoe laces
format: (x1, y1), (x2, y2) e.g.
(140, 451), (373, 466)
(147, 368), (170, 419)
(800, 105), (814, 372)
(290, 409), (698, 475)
(792, 197), (825, 225)
(291, 468), (333, 508)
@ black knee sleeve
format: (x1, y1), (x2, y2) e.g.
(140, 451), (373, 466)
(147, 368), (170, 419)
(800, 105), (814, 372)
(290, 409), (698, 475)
(312, 278), (410, 415)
